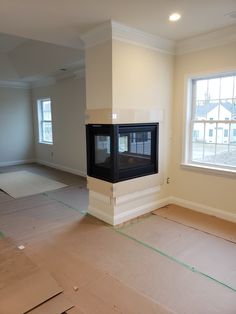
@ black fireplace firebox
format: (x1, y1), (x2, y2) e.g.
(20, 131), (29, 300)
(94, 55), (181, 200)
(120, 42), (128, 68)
(86, 123), (159, 183)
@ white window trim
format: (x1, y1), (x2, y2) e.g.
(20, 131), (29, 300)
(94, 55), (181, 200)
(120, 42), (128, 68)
(182, 70), (236, 177)
(37, 98), (53, 145)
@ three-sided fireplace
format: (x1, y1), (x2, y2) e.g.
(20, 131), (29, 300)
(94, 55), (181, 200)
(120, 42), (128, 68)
(86, 123), (159, 183)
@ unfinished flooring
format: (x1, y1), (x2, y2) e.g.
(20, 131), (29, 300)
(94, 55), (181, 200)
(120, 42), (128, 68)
(0, 164), (236, 314)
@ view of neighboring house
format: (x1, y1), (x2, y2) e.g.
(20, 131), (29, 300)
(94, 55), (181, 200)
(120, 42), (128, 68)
(193, 102), (236, 144)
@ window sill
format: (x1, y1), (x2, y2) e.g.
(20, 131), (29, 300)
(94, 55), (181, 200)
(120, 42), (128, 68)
(180, 162), (236, 178)
(38, 142), (53, 146)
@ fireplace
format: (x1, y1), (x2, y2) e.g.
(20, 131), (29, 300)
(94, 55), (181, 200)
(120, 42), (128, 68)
(86, 123), (159, 183)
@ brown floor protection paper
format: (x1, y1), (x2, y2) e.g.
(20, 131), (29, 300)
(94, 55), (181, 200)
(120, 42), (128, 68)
(153, 204), (236, 243)
(0, 238), (63, 314)
(27, 293), (74, 314)
(1, 164), (236, 314)
(118, 214), (236, 292)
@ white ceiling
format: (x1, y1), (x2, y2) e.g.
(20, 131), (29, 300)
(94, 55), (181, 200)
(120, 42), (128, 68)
(0, 0), (235, 49)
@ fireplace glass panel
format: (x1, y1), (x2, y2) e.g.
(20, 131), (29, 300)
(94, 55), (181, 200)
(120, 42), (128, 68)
(95, 135), (111, 168)
(118, 131), (152, 170)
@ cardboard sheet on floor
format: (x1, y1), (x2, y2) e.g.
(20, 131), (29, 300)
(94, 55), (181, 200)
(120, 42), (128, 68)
(0, 171), (67, 198)
(46, 185), (88, 213)
(118, 215), (236, 291)
(153, 204), (236, 243)
(0, 238), (63, 314)
(27, 293), (74, 314)
(26, 215), (236, 314)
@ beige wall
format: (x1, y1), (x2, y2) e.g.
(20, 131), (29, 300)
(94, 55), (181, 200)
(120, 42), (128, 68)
(32, 76), (86, 176)
(172, 42), (236, 214)
(112, 40), (173, 110)
(85, 40), (113, 109)
(0, 86), (34, 165)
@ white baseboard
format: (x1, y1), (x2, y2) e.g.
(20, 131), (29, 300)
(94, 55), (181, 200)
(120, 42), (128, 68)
(169, 196), (236, 223)
(88, 206), (114, 225)
(36, 159), (87, 178)
(0, 159), (36, 167)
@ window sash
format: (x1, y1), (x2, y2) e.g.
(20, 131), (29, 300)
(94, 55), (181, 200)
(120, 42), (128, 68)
(37, 98), (53, 144)
(189, 75), (236, 169)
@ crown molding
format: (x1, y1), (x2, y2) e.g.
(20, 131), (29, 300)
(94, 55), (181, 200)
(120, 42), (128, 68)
(0, 80), (30, 89)
(80, 21), (112, 49)
(176, 24), (236, 55)
(111, 21), (175, 54)
(80, 20), (175, 54)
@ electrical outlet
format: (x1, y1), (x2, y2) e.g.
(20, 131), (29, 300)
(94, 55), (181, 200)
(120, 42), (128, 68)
(167, 177), (170, 184)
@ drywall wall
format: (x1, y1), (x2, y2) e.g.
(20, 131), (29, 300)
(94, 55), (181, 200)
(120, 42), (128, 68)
(85, 40), (113, 109)
(32, 76), (86, 176)
(172, 41), (236, 215)
(0, 52), (19, 81)
(0, 86), (34, 165)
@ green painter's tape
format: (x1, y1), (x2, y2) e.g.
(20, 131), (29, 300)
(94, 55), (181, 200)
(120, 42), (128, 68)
(42, 192), (87, 215)
(114, 228), (236, 293)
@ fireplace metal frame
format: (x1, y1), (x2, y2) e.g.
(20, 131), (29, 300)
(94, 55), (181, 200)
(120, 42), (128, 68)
(86, 123), (159, 183)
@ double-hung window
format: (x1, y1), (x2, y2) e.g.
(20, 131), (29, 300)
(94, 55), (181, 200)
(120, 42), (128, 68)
(37, 98), (53, 144)
(185, 73), (236, 171)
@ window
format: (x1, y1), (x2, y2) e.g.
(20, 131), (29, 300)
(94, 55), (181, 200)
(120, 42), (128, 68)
(209, 129), (213, 137)
(37, 98), (53, 144)
(185, 73), (236, 170)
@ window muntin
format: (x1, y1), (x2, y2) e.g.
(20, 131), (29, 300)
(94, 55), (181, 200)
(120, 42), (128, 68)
(189, 74), (236, 169)
(37, 98), (53, 144)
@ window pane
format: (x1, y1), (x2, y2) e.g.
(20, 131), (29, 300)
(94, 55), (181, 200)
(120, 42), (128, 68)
(42, 100), (52, 120)
(219, 100), (234, 120)
(192, 123), (204, 161)
(220, 76), (234, 99)
(215, 144), (229, 165)
(217, 123), (229, 144)
(205, 122), (216, 143)
(230, 123), (236, 143)
(42, 122), (53, 142)
(195, 100), (219, 120)
(228, 145), (236, 166)
(118, 130), (151, 170)
(195, 79), (208, 101)
(203, 143), (216, 163)
(95, 135), (110, 167)
(208, 78), (220, 100)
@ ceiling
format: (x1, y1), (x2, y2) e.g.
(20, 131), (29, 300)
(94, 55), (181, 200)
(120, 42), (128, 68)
(0, 0), (235, 49)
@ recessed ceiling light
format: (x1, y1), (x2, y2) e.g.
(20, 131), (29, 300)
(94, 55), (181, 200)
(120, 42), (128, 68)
(169, 13), (181, 22)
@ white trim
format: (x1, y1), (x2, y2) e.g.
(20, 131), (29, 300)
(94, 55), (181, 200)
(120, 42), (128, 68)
(81, 22), (236, 56)
(80, 21), (112, 48)
(88, 206), (114, 225)
(176, 24), (236, 55)
(114, 197), (170, 225)
(170, 196), (236, 223)
(115, 186), (161, 205)
(0, 159), (35, 167)
(181, 163), (236, 178)
(0, 80), (30, 89)
(111, 21), (175, 54)
(80, 20), (175, 54)
(36, 160), (86, 177)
